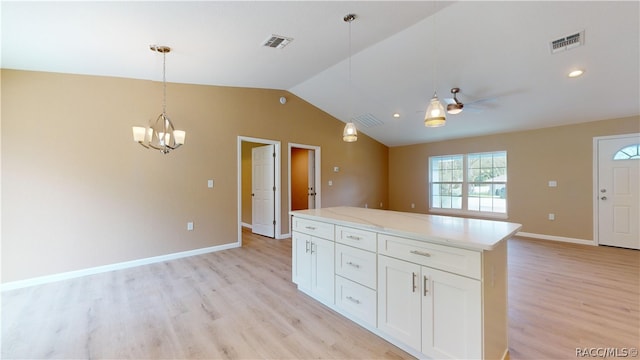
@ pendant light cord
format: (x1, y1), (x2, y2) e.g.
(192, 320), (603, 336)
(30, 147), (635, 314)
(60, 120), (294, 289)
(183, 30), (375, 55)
(162, 51), (167, 115)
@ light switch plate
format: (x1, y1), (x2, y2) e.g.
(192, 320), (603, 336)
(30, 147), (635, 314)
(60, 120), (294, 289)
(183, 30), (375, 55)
(208, 179), (214, 188)
(548, 180), (557, 187)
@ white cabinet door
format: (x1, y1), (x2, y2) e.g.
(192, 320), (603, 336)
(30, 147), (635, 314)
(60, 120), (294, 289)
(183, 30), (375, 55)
(377, 255), (421, 350)
(422, 267), (482, 359)
(310, 236), (335, 304)
(292, 232), (312, 289)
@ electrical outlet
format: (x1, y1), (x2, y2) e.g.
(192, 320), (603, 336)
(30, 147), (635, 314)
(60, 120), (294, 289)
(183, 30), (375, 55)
(548, 213), (555, 221)
(411, 203), (415, 209)
(207, 179), (214, 188)
(187, 222), (194, 231)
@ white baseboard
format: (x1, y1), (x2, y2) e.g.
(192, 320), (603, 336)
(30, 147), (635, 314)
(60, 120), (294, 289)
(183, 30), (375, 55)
(277, 232), (291, 240)
(241, 222), (252, 229)
(1, 242), (240, 292)
(516, 231), (594, 246)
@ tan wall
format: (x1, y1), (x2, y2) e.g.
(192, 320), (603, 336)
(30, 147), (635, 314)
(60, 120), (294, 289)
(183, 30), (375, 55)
(1, 69), (389, 283)
(389, 116), (640, 241)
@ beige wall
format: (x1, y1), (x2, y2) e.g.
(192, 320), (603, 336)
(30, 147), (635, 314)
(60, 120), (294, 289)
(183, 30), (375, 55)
(389, 116), (640, 241)
(1, 69), (389, 283)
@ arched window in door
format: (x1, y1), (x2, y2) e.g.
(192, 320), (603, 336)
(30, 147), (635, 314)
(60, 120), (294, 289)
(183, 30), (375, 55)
(613, 144), (640, 160)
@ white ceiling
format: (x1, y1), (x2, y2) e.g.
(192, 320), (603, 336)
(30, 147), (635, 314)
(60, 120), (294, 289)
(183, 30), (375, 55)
(2, 1), (639, 146)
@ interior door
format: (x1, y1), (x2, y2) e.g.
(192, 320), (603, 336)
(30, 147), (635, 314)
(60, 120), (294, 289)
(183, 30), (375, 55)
(252, 144), (275, 238)
(307, 150), (316, 209)
(597, 134), (640, 249)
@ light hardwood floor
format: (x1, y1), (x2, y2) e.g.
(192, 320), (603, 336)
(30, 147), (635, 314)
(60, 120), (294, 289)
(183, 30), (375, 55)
(2, 230), (638, 359)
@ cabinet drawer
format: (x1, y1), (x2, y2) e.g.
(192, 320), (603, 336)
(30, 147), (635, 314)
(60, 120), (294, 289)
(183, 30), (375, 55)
(336, 225), (377, 252)
(335, 275), (377, 328)
(378, 234), (481, 279)
(335, 244), (376, 289)
(292, 217), (334, 240)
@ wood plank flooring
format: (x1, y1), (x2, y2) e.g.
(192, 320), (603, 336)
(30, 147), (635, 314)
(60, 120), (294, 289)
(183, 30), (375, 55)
(508, 237), (639, 359)
(2, 230), (639, 359)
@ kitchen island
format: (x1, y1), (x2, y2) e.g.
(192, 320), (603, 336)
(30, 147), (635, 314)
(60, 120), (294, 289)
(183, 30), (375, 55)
(290, 206), (522, 360)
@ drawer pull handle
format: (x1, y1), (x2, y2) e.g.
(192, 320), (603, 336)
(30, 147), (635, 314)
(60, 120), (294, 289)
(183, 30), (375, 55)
(346, 296), (360, 304)
(410, 250), (431, 257)
(424, 276), (429, 296)
(346, 235), (361, 240)
(412, 272), (417, 293)
(305, 226), (317, 230)
(346, 261), (360, 269)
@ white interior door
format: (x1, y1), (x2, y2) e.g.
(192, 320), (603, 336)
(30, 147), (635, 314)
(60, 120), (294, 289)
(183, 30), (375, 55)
(597, 134), (640, 249)
(252, 144), (275, 238)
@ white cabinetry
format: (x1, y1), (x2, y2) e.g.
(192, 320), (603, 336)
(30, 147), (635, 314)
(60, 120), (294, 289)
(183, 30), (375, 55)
(290, 207), (516, 360)
(378, 234), (482, 359)
(291, 218), (335, 305)
(334, 226), (377, 327)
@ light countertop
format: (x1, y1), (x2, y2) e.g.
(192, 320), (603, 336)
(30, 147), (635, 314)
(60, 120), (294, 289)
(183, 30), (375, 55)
(290, 206), (522, 251)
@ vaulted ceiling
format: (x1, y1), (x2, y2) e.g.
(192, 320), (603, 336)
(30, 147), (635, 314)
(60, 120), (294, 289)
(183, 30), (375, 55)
(2, 1), (639, 146)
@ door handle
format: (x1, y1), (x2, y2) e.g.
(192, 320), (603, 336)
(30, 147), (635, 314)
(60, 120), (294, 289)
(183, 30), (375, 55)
(601, 196), (607, 200)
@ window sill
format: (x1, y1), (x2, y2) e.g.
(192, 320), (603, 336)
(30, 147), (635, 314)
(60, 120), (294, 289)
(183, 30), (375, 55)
(428, 208), (509, 220)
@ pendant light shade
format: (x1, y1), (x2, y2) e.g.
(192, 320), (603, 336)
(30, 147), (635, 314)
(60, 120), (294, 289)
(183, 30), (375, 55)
(424, 91), (446, 127)
(343, 122), (358, 142)
(132, 45), (185, 154)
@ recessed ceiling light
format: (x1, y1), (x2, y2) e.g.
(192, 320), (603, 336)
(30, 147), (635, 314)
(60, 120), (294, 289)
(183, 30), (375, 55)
(393, 113), (400, 118)
(568, 69), (584, 78)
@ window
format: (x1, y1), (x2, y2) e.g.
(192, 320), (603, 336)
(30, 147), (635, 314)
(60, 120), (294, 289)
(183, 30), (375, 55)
(613, 144), (640, 160)
(429, 151), (507, 216)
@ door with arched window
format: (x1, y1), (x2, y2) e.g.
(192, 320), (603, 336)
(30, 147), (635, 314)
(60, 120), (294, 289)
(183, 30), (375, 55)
(595, 134), (640, 249)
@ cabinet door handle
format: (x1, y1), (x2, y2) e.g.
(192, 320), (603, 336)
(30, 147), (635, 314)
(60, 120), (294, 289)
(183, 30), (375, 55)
(346, 296), (361, 304)
(346, 261), (360, 269)
(305, 240), (310, 253)
(310, 242), (315, 254)
(410, 250), (431, 257)
(412, 272), (417, 293)
(424, 276), (429, 296)
(346, 235), (361, 240)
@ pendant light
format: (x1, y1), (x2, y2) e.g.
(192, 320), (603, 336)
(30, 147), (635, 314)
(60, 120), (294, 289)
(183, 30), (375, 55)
(132, 45), (186, 154)
(342, 13), (358, 142)
(424, 10), (446, 128)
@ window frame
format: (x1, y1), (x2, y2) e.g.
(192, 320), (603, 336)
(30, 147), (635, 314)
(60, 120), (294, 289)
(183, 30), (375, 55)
(429, 151), (508, 219)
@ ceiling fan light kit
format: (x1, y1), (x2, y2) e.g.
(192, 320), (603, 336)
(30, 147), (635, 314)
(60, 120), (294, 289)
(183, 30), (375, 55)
(446, 87), (464, 114)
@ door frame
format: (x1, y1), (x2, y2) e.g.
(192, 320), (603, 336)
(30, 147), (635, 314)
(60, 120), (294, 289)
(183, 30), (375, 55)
(237, 136), (282, 245)
(288, 143), (321, 214)
(592, 133), (640, 245)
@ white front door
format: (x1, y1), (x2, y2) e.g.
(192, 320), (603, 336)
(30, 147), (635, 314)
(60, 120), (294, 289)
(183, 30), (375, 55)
(252, 144), (275, 238)
(596, 134), (640, 249)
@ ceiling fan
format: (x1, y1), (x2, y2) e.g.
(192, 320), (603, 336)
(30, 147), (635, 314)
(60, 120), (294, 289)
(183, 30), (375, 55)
(443, 87), (496, 114)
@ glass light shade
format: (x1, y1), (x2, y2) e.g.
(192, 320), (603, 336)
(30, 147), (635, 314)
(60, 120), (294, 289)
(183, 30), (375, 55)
(424, 94), (446, 127)
(343, 122), (358, 142)
(174, 130), (186, 145)
(132, 126), (146, 142)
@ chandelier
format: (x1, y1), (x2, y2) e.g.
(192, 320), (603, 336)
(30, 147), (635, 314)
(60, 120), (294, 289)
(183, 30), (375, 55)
(132, 45), (185, 154)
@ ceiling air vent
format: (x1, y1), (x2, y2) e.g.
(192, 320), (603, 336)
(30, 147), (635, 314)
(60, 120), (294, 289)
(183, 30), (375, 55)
(353, 113), (384, 128)
(550, 31), (584, 54)
(262, 35), (293, 49)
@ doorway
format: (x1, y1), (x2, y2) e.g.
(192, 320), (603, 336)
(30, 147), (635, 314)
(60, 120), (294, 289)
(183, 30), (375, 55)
(593, 133), (640, 249)
(237, 136), (281, 244)
(289, 143), (321, 213)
